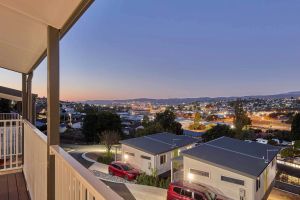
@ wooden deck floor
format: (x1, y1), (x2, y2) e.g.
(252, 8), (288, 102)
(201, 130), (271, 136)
(0, 172), (30, 200)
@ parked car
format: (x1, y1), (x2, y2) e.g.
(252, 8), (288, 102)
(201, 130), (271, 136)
(108, 161), (139, 181)
(167, 182), (223, 200)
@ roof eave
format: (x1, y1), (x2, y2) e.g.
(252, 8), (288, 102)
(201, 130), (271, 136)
(182, 153), (258, 179)
(28, 0), (94, 74)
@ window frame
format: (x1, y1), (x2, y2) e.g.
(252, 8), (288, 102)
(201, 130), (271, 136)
(190, 168), (210, 178)
(221, 175), (244, 186)
(141, 155), (151, 160)
(160, 154), (167, 165)
(125, 152), (135, 157)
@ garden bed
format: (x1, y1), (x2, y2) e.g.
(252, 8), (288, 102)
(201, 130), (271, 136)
(85, 152), (115, 165)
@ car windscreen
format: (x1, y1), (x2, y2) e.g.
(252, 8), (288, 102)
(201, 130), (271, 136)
(121, 164), (134, 171)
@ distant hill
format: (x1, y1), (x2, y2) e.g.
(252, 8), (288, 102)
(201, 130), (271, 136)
(82, 91), (300, 105)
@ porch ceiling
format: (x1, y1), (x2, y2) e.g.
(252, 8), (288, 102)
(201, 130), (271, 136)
(0, 0), (93, 74)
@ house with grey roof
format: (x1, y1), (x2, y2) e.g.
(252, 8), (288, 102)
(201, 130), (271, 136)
(120, 132), (200, 176)
(181, 136), (280, 200)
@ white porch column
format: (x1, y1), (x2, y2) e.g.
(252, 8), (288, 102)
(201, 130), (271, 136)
(22, 74), (28, 119)
(27, 72), (33, 122)
(47, 25), (60, 200)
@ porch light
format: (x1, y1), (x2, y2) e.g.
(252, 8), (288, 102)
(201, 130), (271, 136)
(124, 154), (129, 160)
(187, 173), (194, 181)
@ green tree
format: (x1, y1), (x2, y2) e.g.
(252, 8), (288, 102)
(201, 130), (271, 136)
(82, 111), (121, 143)
(154, 109), (183, 135)
(142, 115), (150, 126)
(194, 112), (201, 125)
(0, 99), (11, 113)
(82, 113), (98, 143)
(154, 109), (176, 129)
(99, 130), (120, 155)
(291, 113), (300, 140)
(136, 109), (183, 136)
(233, 99), (251, 138)
(135, 122), (164, 137)
(202, 124), (235, 142)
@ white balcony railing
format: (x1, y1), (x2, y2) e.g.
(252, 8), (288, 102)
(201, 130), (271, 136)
(0, 113), (23, 171)
(23, 120), (47, 200)
(1, 114), (122, 200)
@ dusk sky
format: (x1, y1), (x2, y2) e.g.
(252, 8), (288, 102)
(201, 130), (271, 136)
(0, 0), (300, 101)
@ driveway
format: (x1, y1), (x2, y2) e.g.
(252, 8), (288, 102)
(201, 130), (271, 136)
(103, 180), (136, 200)
(64, 144), (137, 199)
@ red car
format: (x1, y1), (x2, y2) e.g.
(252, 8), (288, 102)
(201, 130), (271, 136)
(108, 162), (139, 181)
(167, 182), (223, 200)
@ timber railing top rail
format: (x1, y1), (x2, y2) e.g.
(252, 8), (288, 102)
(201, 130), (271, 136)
(50, 145), (123, 200)
(23, 120), (47, 143)
(0, 113), (22, 121)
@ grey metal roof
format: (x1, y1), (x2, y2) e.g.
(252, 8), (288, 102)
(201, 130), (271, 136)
(120, 132), (200, 155)
(0, 86), (37, 101)
(182, 137), (281, 178)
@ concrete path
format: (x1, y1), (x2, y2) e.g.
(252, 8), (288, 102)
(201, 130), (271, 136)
(125, 183), (167, 200)
(88, 161), (108, 173)
(268, 188), (300, 200)
(103, 180), (136, 200)
(67, 145), (168, 200)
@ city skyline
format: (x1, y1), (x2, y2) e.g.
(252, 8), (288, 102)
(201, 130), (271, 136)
(0, 0), (300, 101)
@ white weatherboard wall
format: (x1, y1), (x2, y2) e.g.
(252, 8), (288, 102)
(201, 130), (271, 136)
(122, 144), (196, 176)
(183, 156), (277, 200)
(254, 159), (277, 200)
(155, 144), (195, 175)
(122, 144), (155, 175)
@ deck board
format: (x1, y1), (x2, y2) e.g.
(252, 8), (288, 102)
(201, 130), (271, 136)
(15, 173), (29, 200)
(0, 174), (9, 200)
(0, 172), (29, 200)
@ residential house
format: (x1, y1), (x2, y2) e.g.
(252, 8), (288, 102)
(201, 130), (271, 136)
(181, 137), (280, 200)
(120, 132), (200, 176)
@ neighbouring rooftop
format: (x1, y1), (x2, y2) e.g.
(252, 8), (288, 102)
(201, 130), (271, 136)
(182, 136), (281, 178)
(120, 132), (200, 155)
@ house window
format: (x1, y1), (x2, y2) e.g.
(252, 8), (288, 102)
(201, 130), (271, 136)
(160, 155), (166, 165)
(256, 177), (260, 191)
(272, 159), (276, 167)
(221, 176), (244, 186)
(148, 162), (152, 169)
(125, 152), (135, 156)
(141, 155), (151, 160)
(190, 169), (209, 177)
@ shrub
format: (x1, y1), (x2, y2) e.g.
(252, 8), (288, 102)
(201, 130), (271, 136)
(97, 154), (114, 164)
(294, 140), (300, 149)
(280, 147), (300, 158)
(136, 173), (170, 189)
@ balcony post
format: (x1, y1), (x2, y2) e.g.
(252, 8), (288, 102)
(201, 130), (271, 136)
(27, 72), (33, 123)
(47, 25), (60, 200)
(22, 74), (27, 119)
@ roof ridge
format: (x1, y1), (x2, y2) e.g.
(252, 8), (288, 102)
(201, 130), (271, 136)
(144, 136), (175, 146)
(204, 143), (265, 161)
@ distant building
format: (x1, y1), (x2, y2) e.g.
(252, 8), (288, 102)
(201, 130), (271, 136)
(256, 138), (268, 145)
(183, 129), (204, 138)
(120, 132), (200, 176)
(182, 137), (280, 200)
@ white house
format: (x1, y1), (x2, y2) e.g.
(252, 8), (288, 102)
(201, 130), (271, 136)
(181, 137), (280, 200)
(71, 122), (82, 129)
(120, 132), (200, 176)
